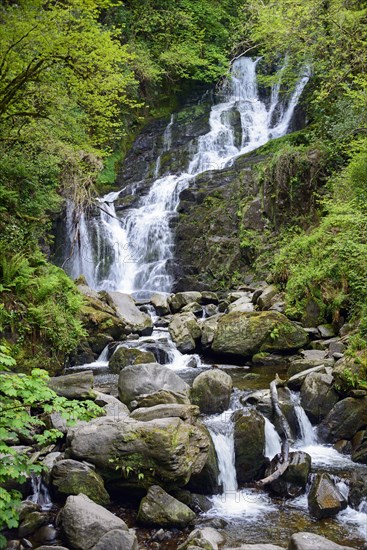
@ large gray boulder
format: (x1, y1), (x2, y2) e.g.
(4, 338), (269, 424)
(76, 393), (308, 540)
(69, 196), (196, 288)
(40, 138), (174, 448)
(137, 485), (196, 527)
(151, 293), (171, 316)
(300, 372), (339, 423)
(106, 292), (153, 335)
(318, 397), (367, 442)
(308, 473), (347, 519)
(169, 312), (202, 352)
(211, 311), (308, 357)
(118, 363), (190, 409)
(191, 369), (232, 414)
(109, 346), (155, 373)
(91, 529), (138, 550)
(59, 494), (129, 550)
(169, 292), (202, 313)
(289, 532), (357, 550)
(233, 409), (267, 483)
(49, 371), (94, 400)
(266, 451), (311, 498)
(51, 459), (109, 505)
(68, 416), (210, 490)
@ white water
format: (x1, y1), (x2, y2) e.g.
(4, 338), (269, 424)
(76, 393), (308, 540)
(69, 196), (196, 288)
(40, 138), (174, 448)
(264, 416), (282, 460)
(65, 57), (309, 293)
(27, 475), (52, 511)
(291, 391), (317, 446)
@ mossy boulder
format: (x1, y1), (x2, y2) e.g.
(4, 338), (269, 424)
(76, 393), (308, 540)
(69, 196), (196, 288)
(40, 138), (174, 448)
(266, 451), (311, 498)
(186, 425), (220, 495)
(51, 459), (109, 505)
(233, 409), (267, 483)
(138, 485), (196, 527)
(211, 311), (308, 357)
(109, 346), (155, 373)
(169, 312), (202, 353)
(191, 369), (232, 414)
(49, 371), (94, 400)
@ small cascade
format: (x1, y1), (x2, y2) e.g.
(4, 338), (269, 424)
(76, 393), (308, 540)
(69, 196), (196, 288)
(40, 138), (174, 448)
(264, 416), (282, 460)
(64, 57), (309, 293)
(27, 475), (52, 511)
(291, 391), (317, 446)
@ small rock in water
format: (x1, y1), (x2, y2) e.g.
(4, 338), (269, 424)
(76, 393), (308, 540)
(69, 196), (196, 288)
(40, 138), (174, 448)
(289, 531), (358, 550)
(308, 473), (347, 519)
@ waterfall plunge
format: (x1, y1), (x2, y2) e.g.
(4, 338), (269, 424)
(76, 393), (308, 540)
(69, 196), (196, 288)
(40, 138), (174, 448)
(65, 58), (309, 294)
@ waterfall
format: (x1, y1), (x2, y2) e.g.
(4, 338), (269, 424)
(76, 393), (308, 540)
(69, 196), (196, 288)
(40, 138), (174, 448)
(27, 475), (52, 511)
(65, 57), (309, 293)
(291, 392), (317, 446)
(264, 416), (282, 460)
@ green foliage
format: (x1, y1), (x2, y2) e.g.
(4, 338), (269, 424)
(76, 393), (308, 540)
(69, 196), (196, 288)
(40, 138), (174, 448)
(0, 364), (102, 546)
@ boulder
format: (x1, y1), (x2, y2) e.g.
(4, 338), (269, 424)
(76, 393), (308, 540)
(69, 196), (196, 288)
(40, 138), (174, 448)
(289, 532), (357, 550)
(257, 285), (278, 310)
(48, 371), (94, 400)
(91, 529), (138, 550)
(181, 302), (203, 316)
(178, 527), (223, 550)
(308, 473), (347, 518)
(169, 292), (202, 313)
(211, 311), (308, 357)
(137, 485), (196, 527)
(18, 511), (49, 537)
(109, 346), (155, 373)
(186, 426), (220, 495)
(169, 312), (202, 352)
(228, 295), (254, 313)
(151, 293), (171, 316)
(171, 490), (213, 513)
(88, 334), (113, 354)
(201, 291), (219, 305)
(60, 494), (128, 550)
(191, 369), (232, 414)
(287, 357), (334, 378)
(68, 416), (210, 490)
(318, 324), (336, 338)
(94, 391), (130, 419)
(79, 289), (127, 340)
(348, 470), (367, 509)
(118, 363), (190, 410)
(200, 314), (222, 349)
(51, 459), (109, 505)
(287, 365), (328, 391)
(300, 372), (339, 423)
(106, 292), (153, 335)
(266, 451), (311, 497)
(130, 403), (200, 422)
(318, 397), (367, 442)
(205, 304), (218, 317)
(351, 429), (367, 463)
(224, 546), (284, 550)
(233, 409), (267, 483)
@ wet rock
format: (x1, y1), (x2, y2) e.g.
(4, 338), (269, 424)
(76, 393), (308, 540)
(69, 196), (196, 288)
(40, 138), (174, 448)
(109, 346), (155, 373)
(171, 490), (213, 513)
(318, 397), (367, 442)
(18, 511), (49, 537)
(256, 285), (278, 310)
(106, 292), (153, 335)
(60, 493), (128, 550)
(88, 334), (113, 354)
(51, 459), (109, 505)
(91, 529), (138, 550)
(68, 416), (210, 490)
(289, 532), (357, 550)
(287, 365), (328, 391)
(233, 409), (267, 483)
(191, 369), (232, 414)
(252, 353), (288, 366)
(130, 404), (200, 422)
(169, 312), (202, 352)
(49, 371), (94, 400)
(211, 311), (308, 357)
(200, 314), (222, 348)
(181, 302), (203, 316)
(287, 356), (334, 378)
(118, 363), (190, 409)
(18, 501), (40, 522)
(169, 292), (203, 313)
(204, 304), (218, 317)
(201, 291), (219, 305)
(151, 293), (171, 316)
(351, 429), (367, 463)
(79, 291), (126, 340)
(308, 473), (347, 518)
(137, 485), (196, 527)
(178, 527), (223, 550)
(267, 451), (311, 498)
(349, 470), (367, 509)
(300, 372), (339, 422)
(186, 426), (220, 495)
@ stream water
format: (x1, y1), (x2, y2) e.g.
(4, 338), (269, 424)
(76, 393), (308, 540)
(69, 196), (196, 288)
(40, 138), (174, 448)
(60, 57), (367, 548)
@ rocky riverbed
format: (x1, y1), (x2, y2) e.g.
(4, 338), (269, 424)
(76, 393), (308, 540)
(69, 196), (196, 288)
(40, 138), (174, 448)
(5, 284), (367, 550)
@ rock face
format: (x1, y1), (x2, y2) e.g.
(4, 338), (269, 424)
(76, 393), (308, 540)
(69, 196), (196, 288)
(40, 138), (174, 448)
(106, 292), (153, 335)
(191, 369), (232, 414)
(168, 312), (202, 352)
(137, 485), (196, 527)
(266, 451), (311, 497)
(308, 473), (347, 518)
(68, 416), (210, 490)
(318, 397), (367, 442)
(109, 346), (155, 373)
(211, 311), (308, 357)
(49, 371), (94, 400)
(233, 409), (267, 483)
(60, 494), (130, 550)
(51, 459), (109, 505)
(289, 532), (357, 550)
(300, 372), (339, 423)
(118, 363), (190, 409)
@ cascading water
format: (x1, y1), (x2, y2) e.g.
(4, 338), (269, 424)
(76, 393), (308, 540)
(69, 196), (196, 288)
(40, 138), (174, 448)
(264, 416), (282, 460)
(64, 57), (309, 294)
